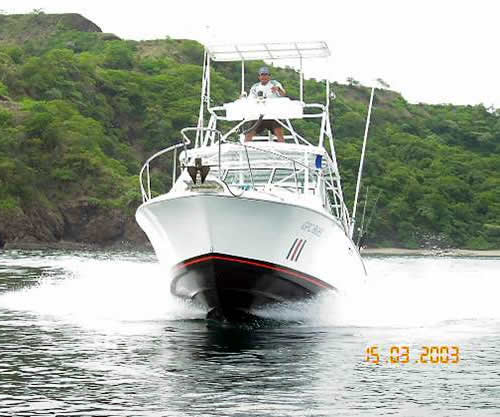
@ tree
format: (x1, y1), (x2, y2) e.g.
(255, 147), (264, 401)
(376, 78), (390, 88)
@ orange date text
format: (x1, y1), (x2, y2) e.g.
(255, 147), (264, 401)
(365, 345), (460, 365)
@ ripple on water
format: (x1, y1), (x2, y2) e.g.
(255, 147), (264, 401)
(0, 251), (498, 416)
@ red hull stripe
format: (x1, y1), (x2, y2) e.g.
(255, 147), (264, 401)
(177, 254), (332, 289)
(294, 239), (307, 261)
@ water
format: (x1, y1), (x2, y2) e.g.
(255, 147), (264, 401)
(0, 250), (499, 416)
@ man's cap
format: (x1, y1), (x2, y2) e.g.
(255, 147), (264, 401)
(258, 66), (270, 75)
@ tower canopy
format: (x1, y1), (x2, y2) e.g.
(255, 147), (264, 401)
(206, 41), (330, 62)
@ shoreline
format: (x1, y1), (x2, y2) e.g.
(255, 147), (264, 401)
(1, 241), (499, 257)
(1, 240), (153, 252)
(361, 248), (500, 257)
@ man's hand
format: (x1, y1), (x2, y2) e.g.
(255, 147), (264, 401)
(271, 86), (283, 96)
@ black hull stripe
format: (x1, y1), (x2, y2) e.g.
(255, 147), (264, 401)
(290, 239), (302, 261)
(286, 238), (299, 260)
(175, 253), (335, 290)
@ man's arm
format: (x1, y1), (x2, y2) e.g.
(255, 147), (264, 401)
(271, 80), (286, 96)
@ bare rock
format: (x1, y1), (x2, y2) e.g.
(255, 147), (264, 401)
(100, 33), (121, 41)
(55, 13), (102, 33)
(0, 13), (119, 45)
(61, 199), (125, 244)
(0, 205), (64, 245)
(0, 199), (150, 249)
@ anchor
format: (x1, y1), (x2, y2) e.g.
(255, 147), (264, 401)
(187, 157), (210, 184)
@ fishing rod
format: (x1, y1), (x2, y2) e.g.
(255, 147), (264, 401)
(357, 187), (382, 248)
(356, 186), (369, 247)
(350, 87), (375, 238)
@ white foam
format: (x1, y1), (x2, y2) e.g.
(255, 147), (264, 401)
(259, 256), (500, 328)
(0, 256), (204, 330)
(1, 254), (499, 330)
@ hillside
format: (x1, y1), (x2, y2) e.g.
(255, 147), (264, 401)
(0, 12), (119, 44)
(0, 12), (499, 250)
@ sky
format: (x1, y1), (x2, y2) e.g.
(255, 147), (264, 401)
(2, 0), (499, 108)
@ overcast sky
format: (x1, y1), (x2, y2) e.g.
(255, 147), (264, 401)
(2, 0), (499, 108)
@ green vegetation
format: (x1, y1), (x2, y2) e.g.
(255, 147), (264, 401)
(0, 14), (498, 248)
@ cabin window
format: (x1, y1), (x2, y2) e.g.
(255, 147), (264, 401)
(272, 168), (305, 187)
(224, 169), (273, 186)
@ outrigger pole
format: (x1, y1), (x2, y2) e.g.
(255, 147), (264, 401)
(350, 86), (375, 238)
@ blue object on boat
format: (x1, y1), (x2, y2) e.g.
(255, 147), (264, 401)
(315, 154), (323, 169)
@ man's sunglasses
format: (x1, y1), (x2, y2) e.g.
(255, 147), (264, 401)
(259, 73), (270, 76)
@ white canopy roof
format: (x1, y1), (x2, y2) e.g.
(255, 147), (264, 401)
(206, 41), (330, 62)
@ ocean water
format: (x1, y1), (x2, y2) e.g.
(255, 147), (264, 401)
(0, 249), (499, 416)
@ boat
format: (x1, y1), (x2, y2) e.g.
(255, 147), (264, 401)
(136, 42), (368, 321)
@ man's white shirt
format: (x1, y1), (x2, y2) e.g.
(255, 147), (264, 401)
(249, 80), (284, 98)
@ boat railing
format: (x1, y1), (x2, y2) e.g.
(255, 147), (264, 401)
(183, 140), (313, 183)
(139, 127), (223, 202)
(206, 101), (326, 147)
(140, 127), (350, 230)
(139, 142), (187, 203)
(302, 103), (326, 114)
(208, 102), (325, 118)
(179, 128), (349, 226)
(216, 141), (350, 227)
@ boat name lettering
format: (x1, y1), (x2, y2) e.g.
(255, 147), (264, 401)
(301, 222), (323, 237)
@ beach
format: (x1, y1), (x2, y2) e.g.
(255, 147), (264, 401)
(361, 248), (500, 257)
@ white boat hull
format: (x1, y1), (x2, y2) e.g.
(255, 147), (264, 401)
(136, 193), (365, 319)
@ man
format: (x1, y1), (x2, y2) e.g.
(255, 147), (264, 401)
(245, 66), (286, 142)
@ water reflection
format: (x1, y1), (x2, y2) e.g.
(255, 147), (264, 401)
(151, 320), (335, 417)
